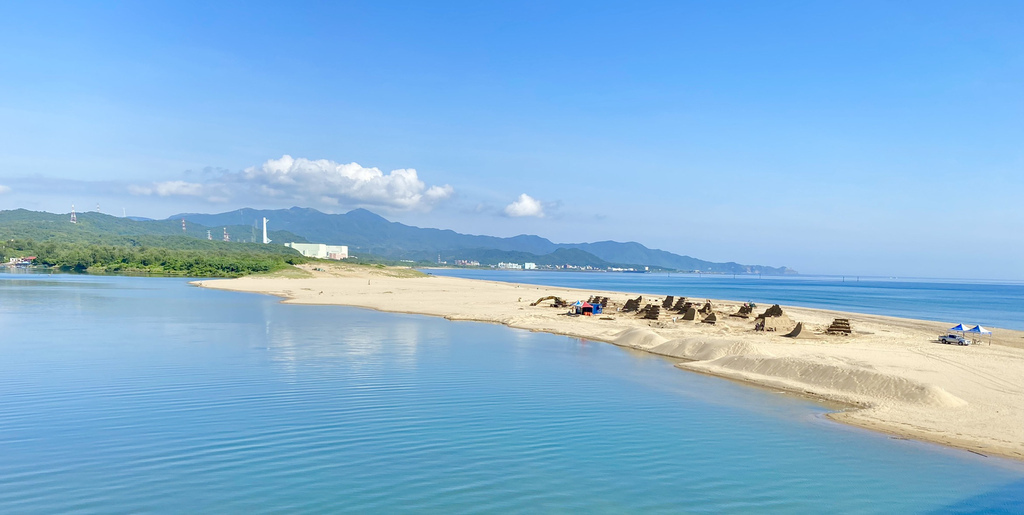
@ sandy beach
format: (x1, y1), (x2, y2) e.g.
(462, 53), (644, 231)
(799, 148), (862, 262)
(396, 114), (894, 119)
(197, 263), (1024, 461)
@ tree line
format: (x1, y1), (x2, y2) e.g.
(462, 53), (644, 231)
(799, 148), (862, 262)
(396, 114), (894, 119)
(1, 239), (307, 277)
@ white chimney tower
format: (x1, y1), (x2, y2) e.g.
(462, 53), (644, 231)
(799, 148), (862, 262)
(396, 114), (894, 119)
(262, 217), (271, 244)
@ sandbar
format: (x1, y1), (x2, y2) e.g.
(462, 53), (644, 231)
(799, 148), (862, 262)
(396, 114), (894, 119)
(196, 263), (1024, 461)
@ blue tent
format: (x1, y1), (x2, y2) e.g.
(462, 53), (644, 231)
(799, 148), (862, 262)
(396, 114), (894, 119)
(966, 325), (992, 335)
(949, 323), (968, 332)
(966, 325), (992, 345)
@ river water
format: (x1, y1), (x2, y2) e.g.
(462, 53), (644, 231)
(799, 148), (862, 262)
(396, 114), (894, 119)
(1, 273), (1021, 513)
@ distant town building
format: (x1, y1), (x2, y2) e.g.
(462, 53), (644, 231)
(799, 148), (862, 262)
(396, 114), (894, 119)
(455, 260), (480, 266)
(5, 256), (36, 268)
(285, 242), (349, 260)
(497, 262), (523, 269)
(524, 262), (537, 270)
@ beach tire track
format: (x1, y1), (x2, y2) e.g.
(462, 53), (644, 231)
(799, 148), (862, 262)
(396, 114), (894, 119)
(908, 347), (1021, 394)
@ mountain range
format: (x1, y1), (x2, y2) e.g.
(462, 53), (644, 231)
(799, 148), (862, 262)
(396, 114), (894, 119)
(173, 207), (794, 275)
(0, 209), (307, 249)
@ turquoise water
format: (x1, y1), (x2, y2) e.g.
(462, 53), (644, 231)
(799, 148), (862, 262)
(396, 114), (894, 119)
(1, 273), (1023, 513)
(424, 269), (1024, 331)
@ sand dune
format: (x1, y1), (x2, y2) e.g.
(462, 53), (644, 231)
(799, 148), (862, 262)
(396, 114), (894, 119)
(683, 355), (967, 408)
(196, 263), (1024, 461)
(612, 328), (767, 361)
(611, 326), (966, 407)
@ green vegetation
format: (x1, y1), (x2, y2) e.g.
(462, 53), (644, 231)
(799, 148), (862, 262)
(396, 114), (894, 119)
(310, 259), (427, 278)
(0, 210), (307, 277)
(1, 238), (306, 277)
(256, 265), (314, 279)
(347, 252), (436, 267)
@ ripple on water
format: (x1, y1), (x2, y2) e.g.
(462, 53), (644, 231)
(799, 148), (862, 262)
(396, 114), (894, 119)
(0, 273), (1023, 513)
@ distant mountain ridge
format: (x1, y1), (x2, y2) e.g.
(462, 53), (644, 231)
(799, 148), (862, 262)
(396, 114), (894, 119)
(0, 209), (307, 247)
(173, 207), (794, 275)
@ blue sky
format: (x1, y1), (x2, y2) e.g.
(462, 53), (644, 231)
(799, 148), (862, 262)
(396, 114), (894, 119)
(1, 1), (1022, 278)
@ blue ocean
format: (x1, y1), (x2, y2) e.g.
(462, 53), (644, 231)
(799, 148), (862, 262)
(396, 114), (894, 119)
(424, 269), (1024, 331)
(1, 273), (1022, 513)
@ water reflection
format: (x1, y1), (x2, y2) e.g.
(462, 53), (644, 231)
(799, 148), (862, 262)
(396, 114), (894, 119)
(0, 273), (1022, 513)
(263, 307), (427, 374)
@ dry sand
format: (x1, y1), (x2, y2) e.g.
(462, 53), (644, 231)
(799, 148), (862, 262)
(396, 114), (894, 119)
(196, 263), (1024, 461)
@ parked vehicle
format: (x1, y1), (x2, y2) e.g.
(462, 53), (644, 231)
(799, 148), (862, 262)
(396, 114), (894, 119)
(939, 334), (971, 346)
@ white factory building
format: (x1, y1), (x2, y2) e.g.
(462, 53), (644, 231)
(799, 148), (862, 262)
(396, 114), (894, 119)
(285, 242), (349, 260)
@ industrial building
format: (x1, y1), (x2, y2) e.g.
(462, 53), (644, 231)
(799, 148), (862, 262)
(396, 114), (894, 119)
(285, 242), (349, 260)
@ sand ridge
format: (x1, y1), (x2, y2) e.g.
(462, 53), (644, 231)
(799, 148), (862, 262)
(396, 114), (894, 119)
(196, 263), (1024, 461)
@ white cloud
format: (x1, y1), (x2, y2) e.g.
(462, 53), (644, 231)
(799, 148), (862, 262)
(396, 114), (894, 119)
(124, 155), (455, 211)
(155, 180), (205, 197)
(504, 193), (545, 218)
(130, 181), (205, 197)
(241, 155), (454, 210)
(425, 184), (455, 202)
(0, 185), (10, 194)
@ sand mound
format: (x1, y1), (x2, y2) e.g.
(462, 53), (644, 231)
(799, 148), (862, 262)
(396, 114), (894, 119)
(611, 328), (767, 361)
(615, 326), (964, 408)
(651, 338), (767, 361)
(682, 355), (967, 408)
(612, 327), (669, 349)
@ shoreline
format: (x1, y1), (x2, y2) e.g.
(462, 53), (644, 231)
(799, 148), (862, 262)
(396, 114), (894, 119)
(196, 263), (1024, 462)
(423, 268), (1024, 333)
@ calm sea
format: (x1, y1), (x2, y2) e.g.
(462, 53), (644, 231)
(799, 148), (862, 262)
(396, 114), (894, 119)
(1, 273), (1022, 513)
(424, 269), (1024, 331)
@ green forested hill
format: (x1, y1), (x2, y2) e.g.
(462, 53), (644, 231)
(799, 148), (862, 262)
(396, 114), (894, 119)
(0, 209), (306, 276)
(0, 209), (306, 245)
(1, 207), (795, 274)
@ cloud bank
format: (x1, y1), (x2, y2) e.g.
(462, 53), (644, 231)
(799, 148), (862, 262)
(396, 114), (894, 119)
(504, 193), (545, 217)
(0, 185), (10, 194)
(129, 155), (454, 211)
